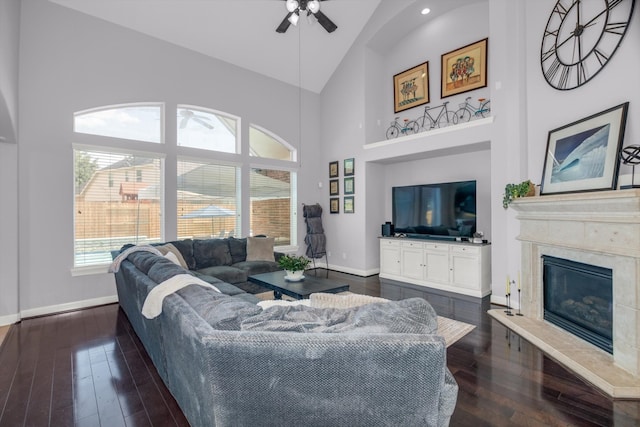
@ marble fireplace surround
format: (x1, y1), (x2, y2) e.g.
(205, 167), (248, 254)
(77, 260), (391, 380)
(489, 189), (640, 398)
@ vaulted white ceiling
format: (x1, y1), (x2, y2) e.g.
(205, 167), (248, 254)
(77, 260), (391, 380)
(48, 0), (483, 93)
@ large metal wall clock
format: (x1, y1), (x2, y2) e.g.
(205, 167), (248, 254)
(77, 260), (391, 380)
(541, 0), (635, 90)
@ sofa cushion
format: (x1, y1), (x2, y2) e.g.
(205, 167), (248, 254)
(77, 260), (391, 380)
(246, 236), (275, 262)
(232, 260), (281, 276)
(165, 239), (196, 270)
(196, 265), (247, 285)
(191, 271), (247, 296)
(240, 298), (438, 334)
(228, 237), (247, 264)
(156, 243), (188, 269)
(147, 258), (189, 283)
(194, 239), (232, 269)
(177, 286), (262, 330)
(126, 251), (163, 275)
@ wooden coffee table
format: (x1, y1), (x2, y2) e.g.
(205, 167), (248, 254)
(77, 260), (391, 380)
(248, 271), (349, 300)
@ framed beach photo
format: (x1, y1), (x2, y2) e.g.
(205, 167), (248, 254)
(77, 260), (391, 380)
(344, 177), (354, 195)
(329, 161), (339, 178)
(540, 102), (628, 195)
(441, 38), (488, 98)
(344, 196), (354, 214)
(393, 62), (429, 113)
(329, 179), (339, 196)
(330, 197), (339, 214)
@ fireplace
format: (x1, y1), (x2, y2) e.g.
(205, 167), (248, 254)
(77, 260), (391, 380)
(489, 189), (640, 398)
(542, 256), (612, 354)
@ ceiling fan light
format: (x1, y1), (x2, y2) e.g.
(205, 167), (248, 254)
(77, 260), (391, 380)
(285, 0), (299, 13)
(288, 11), (299, 26)
(308, 0), (320, 13)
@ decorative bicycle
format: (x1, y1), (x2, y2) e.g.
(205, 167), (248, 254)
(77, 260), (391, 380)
(413, 101), (457, 131)
(386, 117), (419, 139)
(456, 97), (491, 122)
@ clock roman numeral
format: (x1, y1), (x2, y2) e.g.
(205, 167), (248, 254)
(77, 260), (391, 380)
(558, 65), (571, 89)
(544, 58), (561, 81)
(594, 48), (610, 66)
(577, 62), (588, 86)
(606, 0), (625, 9)
(604, 22), (628, 35)
(553, 2), (569, 19)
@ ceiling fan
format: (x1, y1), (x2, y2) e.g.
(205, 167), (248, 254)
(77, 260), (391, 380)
(179, 109), (214, 130)
(276, 0), (337, 34)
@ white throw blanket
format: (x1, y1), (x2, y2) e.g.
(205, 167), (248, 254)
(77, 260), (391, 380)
(109, 245), (163, 273)
(142, 274), (221, 319)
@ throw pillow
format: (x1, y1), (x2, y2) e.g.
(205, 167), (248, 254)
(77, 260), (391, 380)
(156, 243), (189, 269)
(163, 251), (182, 266)
(246, 236), (275, 262)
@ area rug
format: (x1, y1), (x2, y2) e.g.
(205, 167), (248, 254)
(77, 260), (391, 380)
(254, 291), (475, 347)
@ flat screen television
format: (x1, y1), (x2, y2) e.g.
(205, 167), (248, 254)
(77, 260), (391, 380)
(392, 180), (476, 239)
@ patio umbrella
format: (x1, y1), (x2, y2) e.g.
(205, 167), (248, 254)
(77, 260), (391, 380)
(181, 204), (236, 236)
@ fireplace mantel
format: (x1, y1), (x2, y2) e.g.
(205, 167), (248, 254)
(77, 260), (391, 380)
(489, 189), (640, 398)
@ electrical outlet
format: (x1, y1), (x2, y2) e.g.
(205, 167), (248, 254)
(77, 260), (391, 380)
(342, 253), (347, 259)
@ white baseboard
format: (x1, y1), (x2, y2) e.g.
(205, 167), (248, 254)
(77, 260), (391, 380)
(20, 295), (119, 319)
(323, 264), (379, 277)
(0, 313), (20, 327)
(490, 294), (520, 309)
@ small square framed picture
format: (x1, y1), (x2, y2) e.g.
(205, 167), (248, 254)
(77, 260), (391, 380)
(329, 179), (339, 196)
(344, 196), (354, 213)
(329, 161), (339, 178)
(344, 177), (354, 195)
(330, 197), (340, 214)
(344, 158), (354, 176)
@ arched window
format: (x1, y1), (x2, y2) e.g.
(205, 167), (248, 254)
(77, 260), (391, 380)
(250, 124), (295, 161)
(177, 105), (239, 153)
(73, 103), (297, 269)
(74, 103), (163, 143)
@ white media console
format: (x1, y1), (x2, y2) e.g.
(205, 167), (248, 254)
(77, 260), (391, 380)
(379, 237), (491, 299)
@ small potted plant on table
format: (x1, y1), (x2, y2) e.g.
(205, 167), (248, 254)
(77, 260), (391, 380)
(278, 254), (311, 281)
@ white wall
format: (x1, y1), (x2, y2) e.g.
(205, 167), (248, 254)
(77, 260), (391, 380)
(0, 0), (21, 323)
(524, 1), (640, 183)
(321, 0), (640, 305)
(320, 2), (491, 276)
(6, 0), (639, 319)
(16, 0), (319, 316)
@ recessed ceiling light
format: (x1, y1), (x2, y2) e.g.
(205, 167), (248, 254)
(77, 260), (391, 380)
(421, 8), (431, 15)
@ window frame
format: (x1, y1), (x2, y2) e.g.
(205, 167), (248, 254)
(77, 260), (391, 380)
(72, 102), (299, 273)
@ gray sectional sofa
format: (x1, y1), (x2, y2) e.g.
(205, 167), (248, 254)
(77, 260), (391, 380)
(112, 238), (458, 427)
(121, 236), (284, 293)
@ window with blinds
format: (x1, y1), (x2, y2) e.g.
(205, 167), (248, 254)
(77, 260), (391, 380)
(73, 102), (297, 268)
(177, 159), (239, 239)
(74, 148), (163, 267)
(250, 168), (294, 245)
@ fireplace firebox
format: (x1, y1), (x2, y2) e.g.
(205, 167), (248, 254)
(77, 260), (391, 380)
(543, 256), (613, 354)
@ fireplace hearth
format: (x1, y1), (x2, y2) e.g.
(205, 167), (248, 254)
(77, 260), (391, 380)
(543, 255), (612, 354)
(489, 189), (640, 398)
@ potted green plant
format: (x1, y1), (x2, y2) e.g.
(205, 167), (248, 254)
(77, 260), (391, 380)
(278, 255), (311, 281)
(503, 180), (535, 209)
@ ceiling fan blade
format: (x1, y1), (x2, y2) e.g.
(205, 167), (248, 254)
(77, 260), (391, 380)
(314, 10), (337, 33)
(276, 12), (293, 33)
(194, 117), (214, 129)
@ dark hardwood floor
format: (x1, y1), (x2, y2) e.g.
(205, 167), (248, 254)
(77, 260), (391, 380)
(0, 271), (638, 426)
